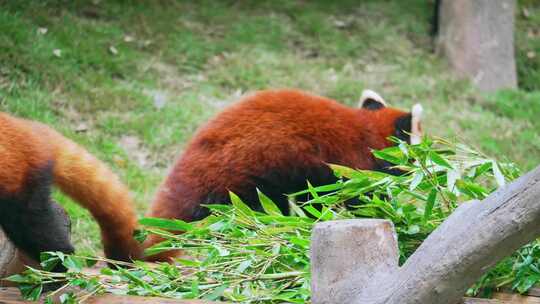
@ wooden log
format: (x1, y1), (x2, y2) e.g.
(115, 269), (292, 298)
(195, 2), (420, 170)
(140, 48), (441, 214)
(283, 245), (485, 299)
(0, 287), (513, 304)
(436, 0), (517, 92)
(0, 287), (221, 304)
(462, 298), (508, 304)
(0, 228), (36, 287)
(499, 288), (540, 298)
(463, 298), (502, 304)
(493, 292), (540, 303)
(311, 165), (540, 304)
(0, 228), (18, 278)
(522, 288), (540, 298)
(310, 219), (398, 304)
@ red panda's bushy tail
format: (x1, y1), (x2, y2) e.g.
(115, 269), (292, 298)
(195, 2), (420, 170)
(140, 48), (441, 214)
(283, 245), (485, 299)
(34, 123), (143, 261)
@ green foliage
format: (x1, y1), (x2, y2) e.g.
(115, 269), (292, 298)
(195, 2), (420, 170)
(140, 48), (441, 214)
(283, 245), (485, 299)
(11, 138), (538, 303)
(1, 0), (539, 255)
(516, 0), (540, 91)
(1, 2), (539, 300)
(480, 90), (540, 170)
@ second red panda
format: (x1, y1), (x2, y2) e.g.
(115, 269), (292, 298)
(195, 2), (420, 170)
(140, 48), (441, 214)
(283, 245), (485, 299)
(144, 89), (423, 261)
(0, 113), (143, 265)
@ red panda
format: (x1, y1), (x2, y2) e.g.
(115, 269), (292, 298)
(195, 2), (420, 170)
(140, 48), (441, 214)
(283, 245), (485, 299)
(0, 113), (143, 266)
(144, 89), (423, 261)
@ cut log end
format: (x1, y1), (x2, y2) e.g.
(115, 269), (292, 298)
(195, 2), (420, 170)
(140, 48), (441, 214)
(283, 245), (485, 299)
(311, 219), (399, 304)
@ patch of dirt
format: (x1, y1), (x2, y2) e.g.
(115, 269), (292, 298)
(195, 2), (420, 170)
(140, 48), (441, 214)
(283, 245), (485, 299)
(118, 135), (152, 169)
(145, 61), (205, 92)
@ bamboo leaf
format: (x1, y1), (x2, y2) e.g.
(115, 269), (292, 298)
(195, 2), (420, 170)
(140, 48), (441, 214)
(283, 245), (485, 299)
(373, 150), (402, 165)
(423, 189), (437, 222)
(258, 189), (283, 216)
(409, 171), (424, 191)
(139, 217), (193, 231)
(229, 191), (254, 216)
(491, 160), (506, 187)
(428, 151), (453, 169)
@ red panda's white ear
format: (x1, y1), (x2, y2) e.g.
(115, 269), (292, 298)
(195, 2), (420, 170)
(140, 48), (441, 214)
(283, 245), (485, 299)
(358, 89), (387, 109)
(410, 103), (423, 145)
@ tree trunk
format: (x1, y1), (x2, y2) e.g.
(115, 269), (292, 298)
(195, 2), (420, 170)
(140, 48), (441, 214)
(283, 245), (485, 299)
(437, 0), (517, 92)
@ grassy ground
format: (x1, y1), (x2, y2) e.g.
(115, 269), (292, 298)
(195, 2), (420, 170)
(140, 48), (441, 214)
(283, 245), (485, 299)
(1, 0), (539, 255)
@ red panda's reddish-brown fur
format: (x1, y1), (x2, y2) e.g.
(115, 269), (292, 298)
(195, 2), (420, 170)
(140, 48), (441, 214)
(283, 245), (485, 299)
(0, 113), (142, 262)
(0, 89), (417, 264)
(144, 89), (416, 261)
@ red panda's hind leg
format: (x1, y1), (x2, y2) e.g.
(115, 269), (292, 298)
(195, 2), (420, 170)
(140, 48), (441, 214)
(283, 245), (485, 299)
(0, 162), (74, 272)
(247, 163), (342, 214)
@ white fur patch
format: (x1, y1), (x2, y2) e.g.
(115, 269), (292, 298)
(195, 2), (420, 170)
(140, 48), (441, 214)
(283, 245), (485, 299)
(410, 103), (423, 145)
(358, 89), (387, 108)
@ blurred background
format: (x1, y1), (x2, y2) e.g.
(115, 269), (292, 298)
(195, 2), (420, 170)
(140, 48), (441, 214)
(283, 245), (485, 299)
(0, 0), (538, 255)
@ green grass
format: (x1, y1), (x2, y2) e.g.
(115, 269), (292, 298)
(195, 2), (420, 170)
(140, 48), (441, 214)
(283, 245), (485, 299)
(1, 0), (539, 255)
(516, 0), (540, 91)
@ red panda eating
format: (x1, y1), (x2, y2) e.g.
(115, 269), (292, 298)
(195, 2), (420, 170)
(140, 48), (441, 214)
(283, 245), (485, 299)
(144, 89), (423, 261)
(0, 113), (143, 267)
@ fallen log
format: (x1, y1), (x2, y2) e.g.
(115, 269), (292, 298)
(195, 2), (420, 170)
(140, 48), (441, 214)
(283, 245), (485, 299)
(311, 165), (540, 304)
